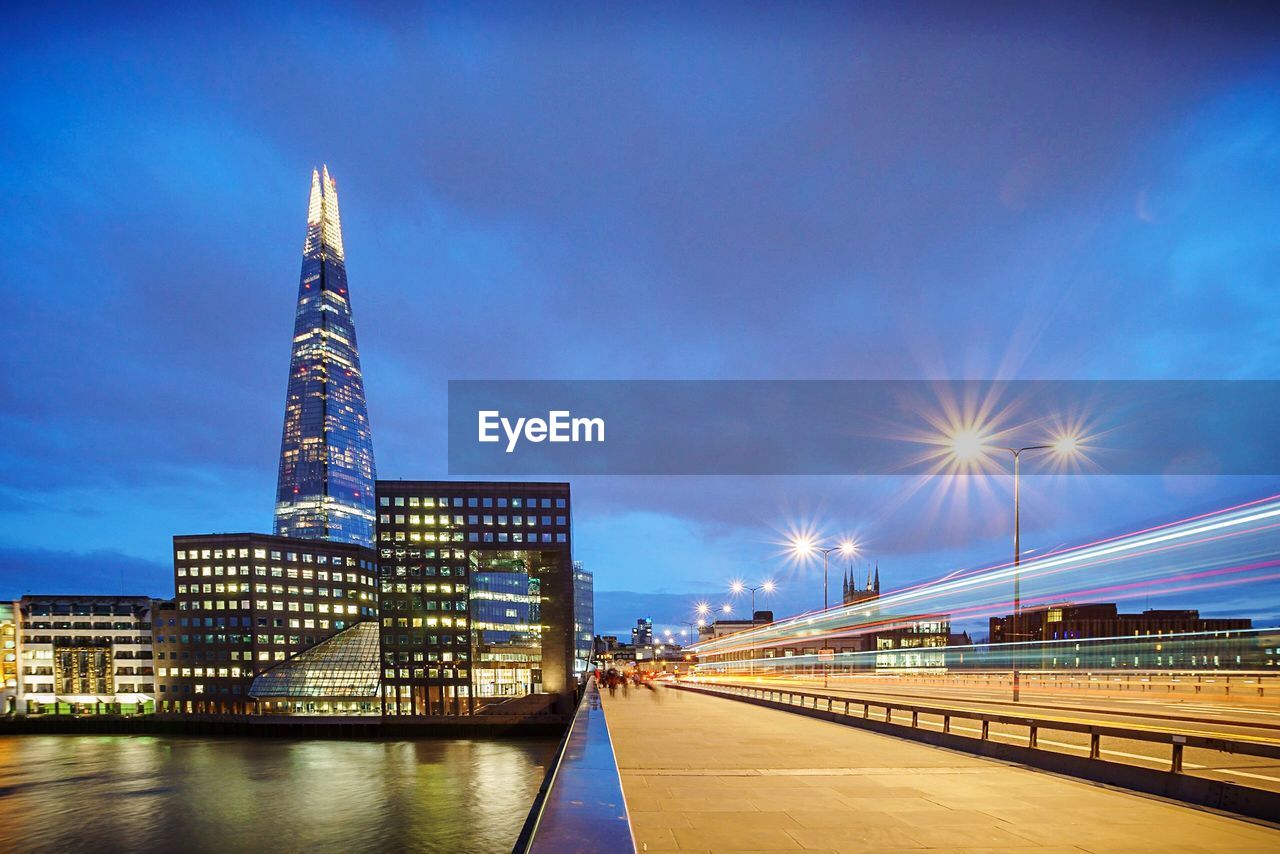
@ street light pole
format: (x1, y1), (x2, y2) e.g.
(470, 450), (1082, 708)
(1007, 444), (1050, 704)
(731, 580), (774, 678)
(944, 429), (1082, 704)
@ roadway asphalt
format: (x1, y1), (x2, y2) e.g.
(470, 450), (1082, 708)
(694, 675), (1280, 793)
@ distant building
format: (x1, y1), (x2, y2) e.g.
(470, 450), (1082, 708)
(1, 602), (17, 714)
(989, 604), (1253, 644)
(573, 563), (594, 676)
(989, 603), (1256, 670)
(842, 563), (880, 606)
(14, 595), (160, 715)
(696, 568), (967, 672)
(375, 480), (575, 716)
(155, 534), (378, 714)
(631, 617), (653, 648)
(698, 611), (773, 641)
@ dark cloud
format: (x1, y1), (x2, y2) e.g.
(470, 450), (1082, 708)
(0, 546), (171, 600)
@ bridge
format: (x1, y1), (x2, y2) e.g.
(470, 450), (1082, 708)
(519, 675), (1280, 852)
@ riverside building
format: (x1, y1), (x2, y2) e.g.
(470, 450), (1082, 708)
(13, 595), (159, 715)
(155, 534), (376, 714)
(375, 480), (576, 715)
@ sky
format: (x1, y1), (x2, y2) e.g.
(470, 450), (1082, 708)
(2, 2), (1280, 637)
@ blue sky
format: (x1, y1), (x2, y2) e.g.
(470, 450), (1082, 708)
(2, 2), (1280, 636)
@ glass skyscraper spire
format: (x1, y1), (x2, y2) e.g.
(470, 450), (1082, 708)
(274, 166), (377, 547)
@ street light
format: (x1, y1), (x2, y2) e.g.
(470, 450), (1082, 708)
(730, 579), (776, 678)
(947, 429), (1082, 702)
(790, 537), (857, 610)
(730, 579), (776, 623)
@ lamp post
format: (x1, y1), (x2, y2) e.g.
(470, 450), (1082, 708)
(947, 431), (1081, 702)
(731, 580), (775, 677)
(790, 538), (857, 610)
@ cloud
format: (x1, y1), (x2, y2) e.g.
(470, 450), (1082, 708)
(0, 546), (171, 600)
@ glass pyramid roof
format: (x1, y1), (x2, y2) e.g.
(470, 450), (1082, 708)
(249, 621), (380, 699)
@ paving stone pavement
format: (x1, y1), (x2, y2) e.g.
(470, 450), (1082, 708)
(601, 683), (1280, 853)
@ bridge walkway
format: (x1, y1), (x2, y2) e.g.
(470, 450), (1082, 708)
(601, 683), (1279, 853)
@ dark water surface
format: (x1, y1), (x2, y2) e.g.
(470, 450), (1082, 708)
(0, 734), (557, 853)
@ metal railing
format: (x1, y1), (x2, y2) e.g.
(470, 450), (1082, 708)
(683, 680), (1280, 775)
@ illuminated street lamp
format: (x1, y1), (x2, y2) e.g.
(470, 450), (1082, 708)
(790, 537), (857, 610)
(947, 429), (1082, 702)
(731, 579), (776, 678)
(730, 579), (776, 623)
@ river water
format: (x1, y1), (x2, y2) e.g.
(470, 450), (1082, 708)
(0, 734), (556, 853)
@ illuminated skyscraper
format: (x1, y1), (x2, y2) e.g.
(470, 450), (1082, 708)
(274, 166), (377, 547)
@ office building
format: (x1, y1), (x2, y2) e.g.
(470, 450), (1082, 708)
(573, 563), (594, 675)
(155, 533), (377, 714)
(14, 595), (158, 715)
(274, 165), (377, 548)
(376, 480), (574, 715)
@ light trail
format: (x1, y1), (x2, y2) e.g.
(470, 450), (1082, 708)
(693, 495), (1280, 663)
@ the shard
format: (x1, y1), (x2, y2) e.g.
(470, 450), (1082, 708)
(273, 166), (377, 547)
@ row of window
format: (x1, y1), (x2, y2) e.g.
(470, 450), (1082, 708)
(178, 583), (364, 598)
(381, 531), (567, 543)
(177, 565), (372, 584)
(159, 634), (331, 647)
(176, 548), (370, 568)
(381, 496), (566, 509)
(22, 622), (150, 630)
(177, 600), (367, 615)
(163, 617), (341, 629)
(382, 514), (567, 527)
(384, 667), (469, 680)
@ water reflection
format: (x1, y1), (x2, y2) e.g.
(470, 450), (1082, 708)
(0, 735), (555, 853)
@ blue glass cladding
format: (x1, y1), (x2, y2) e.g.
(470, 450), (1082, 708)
(274, 166), (377, 547)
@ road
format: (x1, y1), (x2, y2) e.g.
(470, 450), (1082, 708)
(602, 681), (1280, 852)
(692, 674), (1280, 792)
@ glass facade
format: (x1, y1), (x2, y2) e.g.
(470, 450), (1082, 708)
(471, 555), (543, 699)
(376, 481), (575, 716)
(274, 166), (377, 548)
(573, 563), (593, 675)
(249, 622), (380, 714)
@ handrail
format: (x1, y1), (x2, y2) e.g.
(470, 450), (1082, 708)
(512, 678), (634, 854)
(685, 680), (1280, 772)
